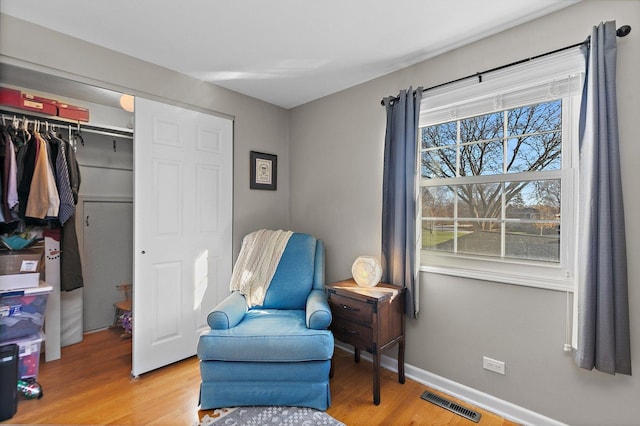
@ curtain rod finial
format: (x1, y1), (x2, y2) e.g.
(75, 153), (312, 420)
(617, 25), (631, 37)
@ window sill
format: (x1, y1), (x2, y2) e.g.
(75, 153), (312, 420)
(420, 264), (574, 292)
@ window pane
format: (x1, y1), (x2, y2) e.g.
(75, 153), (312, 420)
(456, 183), (502, 219)
(460, 112), (503, 143)
(421, 148), (456, 178)
(456, 221), (501, 256)
(505, 223), (559, 262)
(422, 220), (455, 251)
(505, 179), (560, 262)
(422, 122), (456, 149)
(460, 141), (503, 176)
(507, 101), (562, 173)
(422, 186), (455, 218)
(506, 133), (561, 173)
(505, 180), (560, 220)
(508, 101), (561, 136)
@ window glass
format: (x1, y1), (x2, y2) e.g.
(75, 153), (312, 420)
(420, 101), (564, 264)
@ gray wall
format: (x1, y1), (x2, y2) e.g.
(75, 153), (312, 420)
(0, 13), (291, 257)
(290, 1), (639, 425)
(2, 2), (639, 424)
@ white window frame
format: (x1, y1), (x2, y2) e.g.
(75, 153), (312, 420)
(418, 48), (585, 292)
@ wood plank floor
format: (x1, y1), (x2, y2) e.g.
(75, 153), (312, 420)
(7, 329), (518, 425)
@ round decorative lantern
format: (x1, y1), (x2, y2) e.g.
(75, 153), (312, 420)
(351, 256), (382, 287)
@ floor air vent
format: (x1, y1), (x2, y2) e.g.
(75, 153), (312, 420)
(420, 391), (482, 423)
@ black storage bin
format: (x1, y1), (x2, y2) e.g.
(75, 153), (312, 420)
(0, 343), (19, 421)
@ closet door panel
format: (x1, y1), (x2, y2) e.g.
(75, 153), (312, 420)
(151, 261), (182, 341)
(133, 98), (233, 377)
(82, 201), (133, 332)
(153, 160), (182, 236)
(196, 165), (220, 233)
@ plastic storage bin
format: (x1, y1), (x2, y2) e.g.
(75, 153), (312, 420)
(0, 284), (52, 341)
(1, 331), (44, 379)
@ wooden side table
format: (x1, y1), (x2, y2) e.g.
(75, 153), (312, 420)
(326, 279), (405, 405)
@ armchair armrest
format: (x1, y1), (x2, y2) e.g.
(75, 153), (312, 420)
(207, 291), (248, 330)
(306, 289), (332, 330)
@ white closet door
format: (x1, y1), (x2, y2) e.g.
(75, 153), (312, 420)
(82, 200), (133, 331)
(133, 98), (233, 377)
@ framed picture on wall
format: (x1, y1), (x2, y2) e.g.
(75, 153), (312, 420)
(250, 151), (277, 190)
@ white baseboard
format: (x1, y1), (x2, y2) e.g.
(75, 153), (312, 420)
(334, 343), (567, 426)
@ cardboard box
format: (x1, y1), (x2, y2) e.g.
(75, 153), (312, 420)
(0, 283), (51, 341)
(0, 247), (43, 276)
(57, 102), (90, 122)
(0, 246), (43, 291)
(2, 331), (45, 379)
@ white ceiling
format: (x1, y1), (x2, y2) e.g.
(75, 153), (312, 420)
(1, 0), (580, 109)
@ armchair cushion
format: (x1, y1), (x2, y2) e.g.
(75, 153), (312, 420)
(207, 291), (247, 330)
(198, 309), (333, 362)
(306, 289), (332, 330)
(258, 233), (317, 310)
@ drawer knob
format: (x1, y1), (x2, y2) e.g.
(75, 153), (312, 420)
(341, 327), (359, 335)
(341, 304), (360, 312)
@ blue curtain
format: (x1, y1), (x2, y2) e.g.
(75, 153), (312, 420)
(381, 87), (422, 318)
(575, 21), (631, 375)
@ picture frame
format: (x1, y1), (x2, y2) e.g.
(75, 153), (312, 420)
(250, 151), (277, 190)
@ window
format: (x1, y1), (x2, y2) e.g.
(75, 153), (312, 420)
(418, 49), (584, 290)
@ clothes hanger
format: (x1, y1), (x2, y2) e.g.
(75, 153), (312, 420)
(22, 117), (31, 142)
(71, 121), (84, 149)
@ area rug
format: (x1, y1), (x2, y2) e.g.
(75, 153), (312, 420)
(199, 406), (345, 425)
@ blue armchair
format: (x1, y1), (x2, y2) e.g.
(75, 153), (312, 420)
(197, 232), (334, 410)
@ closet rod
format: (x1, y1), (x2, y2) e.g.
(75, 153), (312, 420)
(380, 24), (632, 106)
(80, 126), (133, 140)
(0, 108), (134, 140)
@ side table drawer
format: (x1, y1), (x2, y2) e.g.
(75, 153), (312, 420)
(331, 317), (373, 351)
(328, 293), (373, 323)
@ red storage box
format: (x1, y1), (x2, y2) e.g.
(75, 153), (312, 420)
(0, 87), (22, 109)
(0, 283), (52, 341)
(2, 331), (44, 379)
(20, 94), (57, 116)
(57, 102), (90, 122)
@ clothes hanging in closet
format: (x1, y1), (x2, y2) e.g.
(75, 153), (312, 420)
(1, 124), (78, 224)
(0, 121), (83, 291)
(25, 131), (59, 219)
(61, 213), (83, 291)
(0, 126), (17, 222)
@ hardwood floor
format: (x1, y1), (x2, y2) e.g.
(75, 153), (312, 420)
(6, 329), (518, 425)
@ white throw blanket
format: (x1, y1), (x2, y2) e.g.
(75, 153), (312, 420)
(229, 229), (293, 307)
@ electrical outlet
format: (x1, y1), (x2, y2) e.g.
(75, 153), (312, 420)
(483, 356), (506, 375)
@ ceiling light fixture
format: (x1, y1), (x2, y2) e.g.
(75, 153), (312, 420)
(119, 94), (135, 112)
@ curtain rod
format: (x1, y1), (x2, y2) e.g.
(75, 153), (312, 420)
(380, 24), (632, 106)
